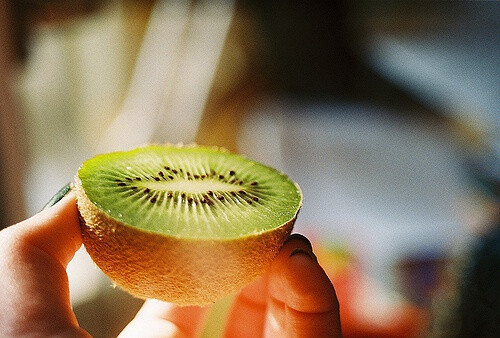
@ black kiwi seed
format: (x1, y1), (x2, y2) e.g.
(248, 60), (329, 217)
(168, 175), (174, 180)
(135, 177), (142, 181)
(126, 177), (132, 181)
(115, 179), (121, 182)
(201, 174), (206, 179)
(144, 188), (150, 193)
(218, 174), (224, 180)
(194, 174), (200, 179)
(230, 191), (236, 197)
(229, 170), (235, 176)
(117, 182), (126, 186)
(131, 186), (138, 190)
(158, 171), (164, 177)
(164, 166), (170, 171)
(188, 197), (193, 203)
(252, 196), (259, 202)
(150, 197), (157, 203)
(167, 192), (173, 198)
(154, 177), (160, 181)
(200, 198), (206, 203)
(239, 190), (246, 195)
(181, 193), (186, 198)
(172, 169), (178, 174)
(251, 181), (258, 186)
(207, 191), (214, 196)
(218, 195), (225, 201)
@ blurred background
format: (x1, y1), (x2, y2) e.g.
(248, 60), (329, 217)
(1, 0), (498, 337)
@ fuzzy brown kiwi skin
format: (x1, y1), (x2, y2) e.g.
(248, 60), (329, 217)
(74, 177), (299, 306)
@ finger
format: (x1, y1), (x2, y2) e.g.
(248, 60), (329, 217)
(223, 234), (315, 337)
(265, 233), (341, 337)
(4, 191), (82, 266)
(223, 273), (270, 337)
(0, 191), (88, 337)
(119, 299), (209, 338)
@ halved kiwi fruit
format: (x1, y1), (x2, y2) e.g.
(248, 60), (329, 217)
(74, 144), (302, 305)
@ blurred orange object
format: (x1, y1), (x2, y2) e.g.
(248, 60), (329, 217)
(315, 242), (429, 337)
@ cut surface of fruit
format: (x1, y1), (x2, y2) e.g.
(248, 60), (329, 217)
(77, 145), (301, 239)
(74, 144), (302, 305)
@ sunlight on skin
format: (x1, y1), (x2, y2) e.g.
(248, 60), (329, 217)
(264, 310), (282, 336)
(0, 192), (340, 337)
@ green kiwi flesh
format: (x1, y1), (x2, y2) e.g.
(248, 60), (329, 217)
(77, 145), (302, 240)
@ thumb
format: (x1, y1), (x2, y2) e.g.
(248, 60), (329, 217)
(265, 234), (342, 337)
(0, 191), (89, 337)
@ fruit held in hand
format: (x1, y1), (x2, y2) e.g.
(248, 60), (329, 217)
(75, 144), (302, 305)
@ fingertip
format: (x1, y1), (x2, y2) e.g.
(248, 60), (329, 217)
(2, 190), (82, 267)
(276, 233), (317, 265)
(289, 248), (316, 261)
(32, 191), (82, 265)
(272, 242), (336, 314)
(285, 233), (313, 251)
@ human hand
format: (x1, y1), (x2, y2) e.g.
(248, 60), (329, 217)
(120, 234), (341, 338)
(0, 192), (341, 337)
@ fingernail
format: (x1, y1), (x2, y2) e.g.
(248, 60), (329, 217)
(286, 233), (313, 251)
(41, 182), (72, 211)
(290, 248), (314, 261)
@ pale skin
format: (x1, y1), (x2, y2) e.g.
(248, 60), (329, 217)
(0, 192), (341, 337)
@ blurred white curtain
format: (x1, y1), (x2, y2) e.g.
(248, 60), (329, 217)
(98, 0), (235, 152)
